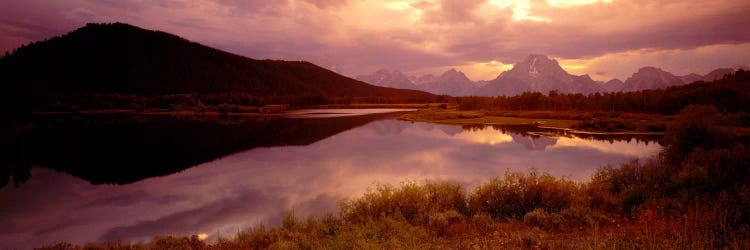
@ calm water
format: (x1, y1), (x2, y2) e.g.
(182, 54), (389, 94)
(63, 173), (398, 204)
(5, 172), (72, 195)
(282, 108), (417, 118)
(0, 110), (661, 248)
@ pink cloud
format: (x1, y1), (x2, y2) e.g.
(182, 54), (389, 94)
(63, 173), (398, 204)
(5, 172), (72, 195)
(0, 0), (748, 80)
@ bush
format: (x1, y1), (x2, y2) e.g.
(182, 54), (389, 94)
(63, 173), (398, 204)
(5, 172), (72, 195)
(665, 105), (733, 159)
(458, 97), (490, 110)
(644, 123), (666, 132)
(468, 171), (578, 219)
(340, 181), (467, 225)
(523, 209), (562, 231)
(151, 235), (206, 250)
(471, 213), (495, 234)
(559, 206), (601, 229)
(427, 210), (462, 236)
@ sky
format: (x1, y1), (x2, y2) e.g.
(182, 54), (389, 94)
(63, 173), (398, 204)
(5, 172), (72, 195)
(1, 0), (749, 81)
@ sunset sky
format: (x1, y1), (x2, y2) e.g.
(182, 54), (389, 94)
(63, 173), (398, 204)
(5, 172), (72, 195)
(1, 0), (749, 81)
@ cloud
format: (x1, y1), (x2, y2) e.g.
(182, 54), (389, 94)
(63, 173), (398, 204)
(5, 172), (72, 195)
(97, 188), (291, 242)
(559, 42), (750, 80)
(0, 0), (748, 80)
(420, 0), (488, 24)
(301, 0), (351, 9)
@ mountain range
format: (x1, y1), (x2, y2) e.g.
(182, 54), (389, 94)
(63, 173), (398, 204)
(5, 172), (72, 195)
(0, 22), (436, 107)
(2, 22), (743, 103)
(357, 55), (746, 96)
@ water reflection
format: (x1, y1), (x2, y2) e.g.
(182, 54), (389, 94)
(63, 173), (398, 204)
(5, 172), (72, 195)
(1, 112), (406, 187)
(283, 108), (417, 118)
(0, 118), (662, 248)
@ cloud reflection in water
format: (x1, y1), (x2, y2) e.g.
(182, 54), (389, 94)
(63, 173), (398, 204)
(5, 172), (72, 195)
(0, 119), (661, 248)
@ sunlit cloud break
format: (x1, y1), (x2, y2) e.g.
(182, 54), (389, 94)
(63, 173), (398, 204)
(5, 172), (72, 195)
(0, 0), (748, 81)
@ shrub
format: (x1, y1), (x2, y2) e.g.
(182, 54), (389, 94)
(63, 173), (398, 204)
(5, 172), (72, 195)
(520, 228), (543, 248)
(423, 181), (468, 215)
(330, 216), (437, 249)
(458, 97), (490, 110)
(590, 161), (656, 214)
(645, 123), (666, 132)
(665, 105), (733, 159)
(151, 235), (206, 250)
(340, 181), (466, 225)
(468, 171), (578, 219)
(523, 209), (562, 231)
(471, 213), (495, 234)
(427, 210), (462, 236)
(559, 206), (600, 229)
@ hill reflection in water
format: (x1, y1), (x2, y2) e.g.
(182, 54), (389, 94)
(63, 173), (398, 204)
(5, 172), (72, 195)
(0, 116), (662, 248)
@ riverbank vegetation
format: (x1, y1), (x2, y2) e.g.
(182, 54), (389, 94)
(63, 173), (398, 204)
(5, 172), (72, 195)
(41, 105), (750, 249)
(399, 70), (750, 134)
(457, 69), (749, 114)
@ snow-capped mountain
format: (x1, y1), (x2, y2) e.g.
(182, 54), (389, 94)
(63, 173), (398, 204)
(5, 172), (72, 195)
(474, 54), (605, 96)
(410, 74), (437, 85)
(359, 69), (482, 96)
(355, 69), (419, 90)
(355, 55), (744, 96)
(417, 69), (479, 96)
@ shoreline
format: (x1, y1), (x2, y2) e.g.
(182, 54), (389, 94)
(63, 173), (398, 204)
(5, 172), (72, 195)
(397, 109), (669, 136)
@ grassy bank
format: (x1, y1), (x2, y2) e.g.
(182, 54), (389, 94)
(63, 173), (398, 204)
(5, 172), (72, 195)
(398, 108), (669, 134)
(42, 174), (750, 249)
(40, 105), (750, 249)
(312, 103), (446, 109)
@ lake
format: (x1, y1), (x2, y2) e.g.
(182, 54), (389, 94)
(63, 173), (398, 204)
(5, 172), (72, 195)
(0, 109), (662, 248)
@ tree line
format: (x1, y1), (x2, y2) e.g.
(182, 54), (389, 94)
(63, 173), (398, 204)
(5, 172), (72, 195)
(458, 69), (750, 115)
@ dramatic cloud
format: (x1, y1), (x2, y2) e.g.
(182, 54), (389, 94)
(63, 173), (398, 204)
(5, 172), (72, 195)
(1, 0), (748, 80)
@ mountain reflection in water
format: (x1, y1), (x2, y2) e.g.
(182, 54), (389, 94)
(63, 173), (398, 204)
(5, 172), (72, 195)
(0, 114), (662, 248)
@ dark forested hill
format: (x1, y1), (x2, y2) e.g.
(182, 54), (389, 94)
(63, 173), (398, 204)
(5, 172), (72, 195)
(0, 22), (435, 112)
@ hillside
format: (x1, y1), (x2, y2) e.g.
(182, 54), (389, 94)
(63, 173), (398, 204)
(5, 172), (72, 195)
(0, 22), (435, 112)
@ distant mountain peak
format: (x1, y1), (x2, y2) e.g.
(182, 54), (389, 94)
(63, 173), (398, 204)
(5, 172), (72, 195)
(524, 54), (552, 62)
(579, 74), (593, 80)
(475, 54), (604, 96)
(606, 78), (623, 84)
(619, 66), (683, 91)
(395, 68), (476, 95)
(636, 66), (666, 74)
(355, 69), (417, 90)
(440, 68), (468, 78)
(732, 65), (749, 70)
(703, 68), (735, 81)
(679, 73), (703, 84)
(410, 74), (437, 85)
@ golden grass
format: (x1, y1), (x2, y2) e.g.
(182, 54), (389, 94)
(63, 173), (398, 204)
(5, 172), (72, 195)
(398, 109), (585, 129)
(313, 103), (438, 109)
(41, 175), (750, 250)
